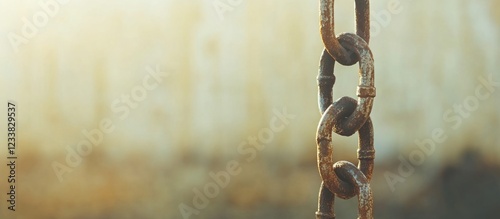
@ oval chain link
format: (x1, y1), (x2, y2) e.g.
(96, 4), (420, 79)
(320, 0), (370, 66)
(317, 97), (374, 199)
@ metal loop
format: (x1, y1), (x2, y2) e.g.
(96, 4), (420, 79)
(333, 161), (374, 219)
(316, 99), (375, 199)
(317, 33), (376, 126)
(317, 33), (375, 136)
(320, 0), (370, 66)
(330, 33), (375, 136)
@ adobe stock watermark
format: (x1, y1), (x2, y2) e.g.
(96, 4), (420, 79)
(361, 0), (416, 39)
(178, 107), (296, 219)
(385, 73), (500, 192)
(51, 65), (169, 182)
(7, 0), (70, 53)
(212, 0), (244, 21)
(370, 0), (405, 37)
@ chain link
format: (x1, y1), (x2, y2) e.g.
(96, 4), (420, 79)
(316, 0), (376, 218)
(320, 0), (370, 66)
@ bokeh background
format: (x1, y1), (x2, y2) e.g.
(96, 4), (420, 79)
(0, 0), (499, 218)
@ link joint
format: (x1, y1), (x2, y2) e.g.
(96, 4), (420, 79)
(357, 149), (375, 160)
(357, 86), (376, 98)
(317, 75), (336, 84)
(316, 211), (336, 219)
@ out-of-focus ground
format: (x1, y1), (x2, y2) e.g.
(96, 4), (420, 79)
(0, 0), (499, 218)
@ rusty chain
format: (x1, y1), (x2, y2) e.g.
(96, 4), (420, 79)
(315, 0), (375, 218)
(320, 0), (370, 66)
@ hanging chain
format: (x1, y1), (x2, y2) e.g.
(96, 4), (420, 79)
(315, 0), (375, 218)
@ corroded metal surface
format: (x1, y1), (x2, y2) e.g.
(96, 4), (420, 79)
(316, 182), (336, 219)
(334, 161), (373, 219)
(317, 99), (374, 199)
(317, 49), (335, 114)
(328, 33), (375, 136)
(315, 0), (375, 218)
(320, 0), (370, 66)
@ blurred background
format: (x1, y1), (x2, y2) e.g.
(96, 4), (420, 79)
(0, 0), (499, 218)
